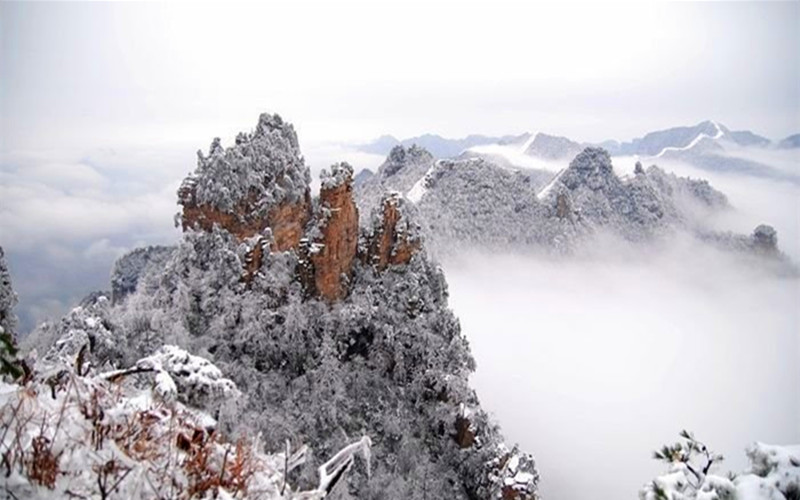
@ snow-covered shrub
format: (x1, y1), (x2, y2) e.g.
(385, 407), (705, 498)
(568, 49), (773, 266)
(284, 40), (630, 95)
(133, 345), (240, 412)
(640, 431), (800, 500)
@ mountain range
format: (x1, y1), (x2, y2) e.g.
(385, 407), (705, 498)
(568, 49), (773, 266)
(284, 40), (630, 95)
(357, 121), (799, 183)
(359, 121), (799, 158)
(356, 143), (793, 267)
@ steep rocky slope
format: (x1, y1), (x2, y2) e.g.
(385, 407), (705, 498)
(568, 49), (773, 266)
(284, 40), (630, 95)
(24, 114), (539, 500)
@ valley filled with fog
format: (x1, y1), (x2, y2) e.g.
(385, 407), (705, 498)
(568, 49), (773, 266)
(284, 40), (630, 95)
(443, 151), (799, 499)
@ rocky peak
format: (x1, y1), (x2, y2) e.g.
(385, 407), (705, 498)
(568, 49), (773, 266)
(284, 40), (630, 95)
(380, 144), (434, 177)
(752, 224), (778, 253)
(179, 115), (422, 301)
(560, 147), (618, 192)
(310, 163), (360, 302)
(179, 113), (312, 249)
(569, 147), (613, 174)
(366, 193), (422, 271)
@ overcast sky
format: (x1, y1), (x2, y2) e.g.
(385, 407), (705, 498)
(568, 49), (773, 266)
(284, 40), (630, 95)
(2, 1), (799, 146)
(1, 0), (799, 332)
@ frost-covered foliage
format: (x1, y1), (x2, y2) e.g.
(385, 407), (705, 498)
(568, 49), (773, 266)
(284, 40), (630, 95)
(133, 345), (240, 412)
(640, 431), (800, 500)
(320, 162), (354, 190)
(0, 345), (372, 499)
(111, 245), (176, 304)
(540, 148), (726, 239)
(416, 157), (578, 253)
(0, 247), (17, 339)
(643, 164), (728, 212)
(0, 246), (22, 379)
(185, 113), (310, 214)
(29, 296), (122, 373)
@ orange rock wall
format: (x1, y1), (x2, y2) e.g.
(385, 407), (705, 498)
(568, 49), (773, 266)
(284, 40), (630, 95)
(311, 180), (360, 302)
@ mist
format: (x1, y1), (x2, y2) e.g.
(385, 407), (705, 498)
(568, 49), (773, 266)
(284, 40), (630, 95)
(441, 158), (800, 499)
(610, 151), (800, 261)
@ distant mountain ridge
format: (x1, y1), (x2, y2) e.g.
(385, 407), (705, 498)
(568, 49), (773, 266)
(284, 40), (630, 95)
(778, 133), (800, 149)
(356, 144), (793, 267)
(357, 121), (797, 183)
(359, 121), (790, 158)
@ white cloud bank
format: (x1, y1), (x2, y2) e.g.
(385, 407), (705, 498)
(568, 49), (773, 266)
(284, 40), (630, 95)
(444, 242), (799, 499)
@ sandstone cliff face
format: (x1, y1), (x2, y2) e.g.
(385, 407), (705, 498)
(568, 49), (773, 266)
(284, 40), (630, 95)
(268, 193), (312, 252)
(180, 184), (311, 281)
(180, 185), (311, 248)
(310, 163), (360, 302)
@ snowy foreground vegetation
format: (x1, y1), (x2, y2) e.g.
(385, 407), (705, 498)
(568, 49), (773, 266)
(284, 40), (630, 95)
(640, 431), (800, 500)
(0, 343), (372, 499)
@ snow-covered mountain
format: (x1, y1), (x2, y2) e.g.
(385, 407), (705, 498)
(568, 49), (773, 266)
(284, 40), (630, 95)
(16, 114), (539, 500)
(356, 144), (790, 263)
(361, 121), (798, 183)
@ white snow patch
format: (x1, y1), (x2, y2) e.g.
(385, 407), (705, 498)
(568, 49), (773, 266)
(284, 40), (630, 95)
(654, 121), (725, 158)
(519, 132), (538, 153)
(466, 143), (563, 172)
(406, 164), (435, 203)
(537, 169), (565, 200)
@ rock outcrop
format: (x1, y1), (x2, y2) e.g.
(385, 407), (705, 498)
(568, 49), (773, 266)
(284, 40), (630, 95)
(366, 192), (421, 271)
(311, 163), (360, 302)
(178, 115), (421, 301)
(752, 224), (778, 254)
